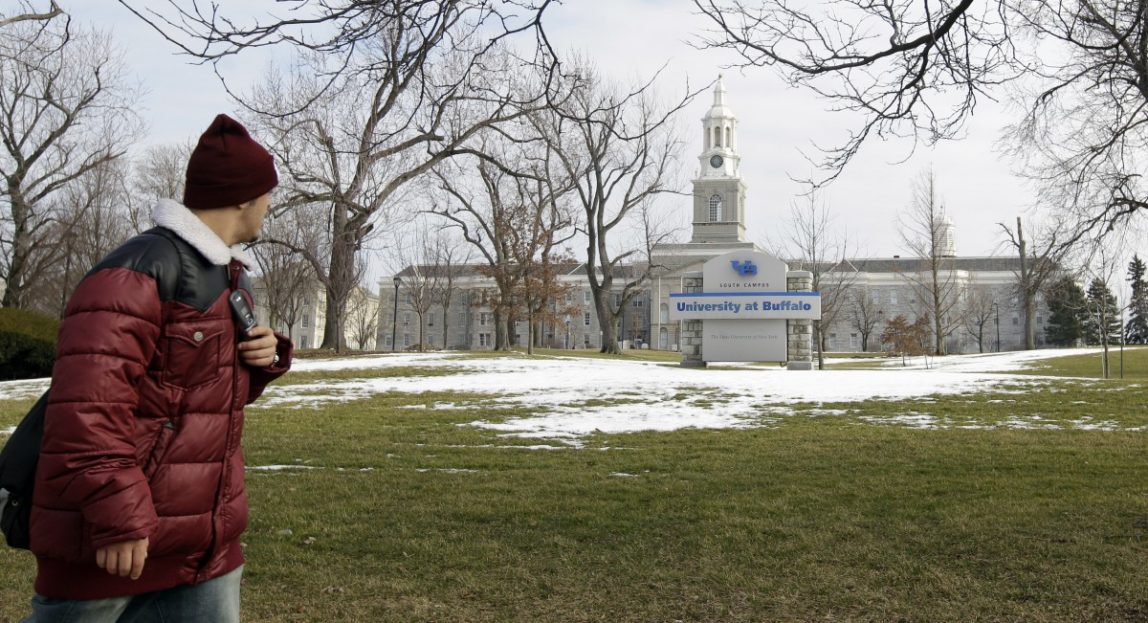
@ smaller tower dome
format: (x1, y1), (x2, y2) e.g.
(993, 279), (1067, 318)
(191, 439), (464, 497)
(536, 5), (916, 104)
(938, 215), (957, 258)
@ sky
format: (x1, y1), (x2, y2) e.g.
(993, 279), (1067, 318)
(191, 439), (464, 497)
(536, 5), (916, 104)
(56, 1), (1141, 283)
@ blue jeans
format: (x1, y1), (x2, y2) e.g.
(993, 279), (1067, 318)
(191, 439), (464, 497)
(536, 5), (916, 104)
(23, 566), (242, 623)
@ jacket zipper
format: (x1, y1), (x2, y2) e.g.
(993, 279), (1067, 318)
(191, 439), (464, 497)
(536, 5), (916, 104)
(195, 262), (243, 582)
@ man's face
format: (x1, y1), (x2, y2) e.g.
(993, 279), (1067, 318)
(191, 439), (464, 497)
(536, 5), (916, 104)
(240, 192), (273, 243)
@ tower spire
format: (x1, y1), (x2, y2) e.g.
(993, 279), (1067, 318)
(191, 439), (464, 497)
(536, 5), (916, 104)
(691, 74), (746, 243)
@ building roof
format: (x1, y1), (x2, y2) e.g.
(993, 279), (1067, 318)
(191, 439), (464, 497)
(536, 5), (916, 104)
(392, 262), (598, 282)
(837, 256), (1035, 274)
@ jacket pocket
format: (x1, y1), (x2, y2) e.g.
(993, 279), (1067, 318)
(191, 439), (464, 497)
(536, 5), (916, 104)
(143, 420), (177, 480)
(161, 324), (224, 389)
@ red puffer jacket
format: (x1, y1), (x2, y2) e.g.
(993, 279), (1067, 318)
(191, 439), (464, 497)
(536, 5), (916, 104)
(30, 205), (292, 600)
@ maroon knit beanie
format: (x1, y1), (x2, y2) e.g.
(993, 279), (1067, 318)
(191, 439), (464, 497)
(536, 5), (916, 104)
(183, 114), (278, 210)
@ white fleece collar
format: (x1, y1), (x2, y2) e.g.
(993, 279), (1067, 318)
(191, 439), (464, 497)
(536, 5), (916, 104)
(151, 199), (254, 269)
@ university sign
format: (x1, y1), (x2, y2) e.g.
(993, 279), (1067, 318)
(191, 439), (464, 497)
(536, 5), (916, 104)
(668, 292), (821, 320)
(675, 251), (822, 363)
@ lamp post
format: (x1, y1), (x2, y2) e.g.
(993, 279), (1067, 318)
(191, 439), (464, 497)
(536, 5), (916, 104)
(391, 275), (401, 352)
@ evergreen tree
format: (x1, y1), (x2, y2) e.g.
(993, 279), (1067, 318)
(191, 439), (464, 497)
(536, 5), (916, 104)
(1044, 276), (1087, 346)
(1126, 256), (1148, 344)
(1084, 278), (1121, 345)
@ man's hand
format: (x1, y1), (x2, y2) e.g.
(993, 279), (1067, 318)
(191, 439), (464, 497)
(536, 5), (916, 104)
(238, 325), (279, 368)
(96, 538), (149, 580)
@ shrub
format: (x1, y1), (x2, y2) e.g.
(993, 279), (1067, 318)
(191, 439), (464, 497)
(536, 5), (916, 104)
(0, 308), (59, 380)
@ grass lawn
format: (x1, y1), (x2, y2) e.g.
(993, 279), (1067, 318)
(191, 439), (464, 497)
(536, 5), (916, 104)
(0, 353), (1145, 622)
(1021, 346), (1148, 380)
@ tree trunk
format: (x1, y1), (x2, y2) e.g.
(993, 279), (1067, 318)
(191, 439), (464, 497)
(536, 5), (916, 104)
(3, 194), (31, 308)
(932, 265), (944, 356)
(417, 312), (425, 352)
(526, 307), (534, 355)
(494, 308), (511, 350)
(1018, 217), (1036, 350)
(442, 306), (449, 350)
(814, 321), (826, 369)
(319, 221), (355, 352)
(320, 286), (347, 352)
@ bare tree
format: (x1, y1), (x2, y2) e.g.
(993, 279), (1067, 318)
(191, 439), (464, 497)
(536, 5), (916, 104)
(129, 142), (193, 233)
(117, 1), (557, 100)
(848, 289), (884, 352)
(962, 285), (997, 353)
(1083, 243), (1125, 378)
(346, 284), (378, 351)
(507, 134), (578, 354)
(432, 156), (532, 351)
(0, 1), (61, 28)
(26, 159), (137, 316)
(251, 208), (319, 342)
(429, 232), (467, 350)
(246, 29), (556, 352)
(997, 216), (1066, 350)
(545, 64), (695, 354)
(693, 0), (1012, 184)
(694, 0), (1148, 244)
(781, 191), (856, 367)
(898, 170), (963, 356)
(0, 13), (142, 307)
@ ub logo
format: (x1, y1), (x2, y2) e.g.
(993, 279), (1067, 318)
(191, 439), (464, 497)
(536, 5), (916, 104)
(730, 260), (758, 276)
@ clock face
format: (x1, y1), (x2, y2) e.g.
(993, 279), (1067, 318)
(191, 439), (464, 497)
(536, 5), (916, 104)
(710, 154), (724, 169)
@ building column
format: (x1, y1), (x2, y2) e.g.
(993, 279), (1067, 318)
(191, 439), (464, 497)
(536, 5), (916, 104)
(680, 273), (706, 368)
(787, 270), (814, 371)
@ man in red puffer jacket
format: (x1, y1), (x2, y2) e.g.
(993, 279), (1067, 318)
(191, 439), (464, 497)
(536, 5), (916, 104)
(23, 114), (293, 623)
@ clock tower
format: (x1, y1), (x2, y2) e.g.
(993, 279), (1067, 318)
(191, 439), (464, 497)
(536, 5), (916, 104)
(692, 75), (747, 243)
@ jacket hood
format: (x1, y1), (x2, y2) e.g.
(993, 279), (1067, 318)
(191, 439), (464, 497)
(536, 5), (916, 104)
(151, 199), (254, 269)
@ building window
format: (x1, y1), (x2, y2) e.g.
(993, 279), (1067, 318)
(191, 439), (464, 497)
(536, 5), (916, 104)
(429, 314), (435, 327)
(479, 333), (492, 347)
(725, 126), (731, 149)
(660, 303), (669, 323)
(709, 194), (723, 221)
(403, 334), (411, 347)
(1037, 314), (1044, 325)
(300, 335), (309, 349)
(403, 312), (411, 325)
(1012, 317), (1019, 326)
(584, 312), (591, 326)
(713, 126), (721, 148)
(633, 298), (644, 308)
(583, 334), (591, 348)
(584, 291), (591, 304)
(428, 334), (435, 346)
(302, 313), (310, 328)
(480, 312), (490, 326)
